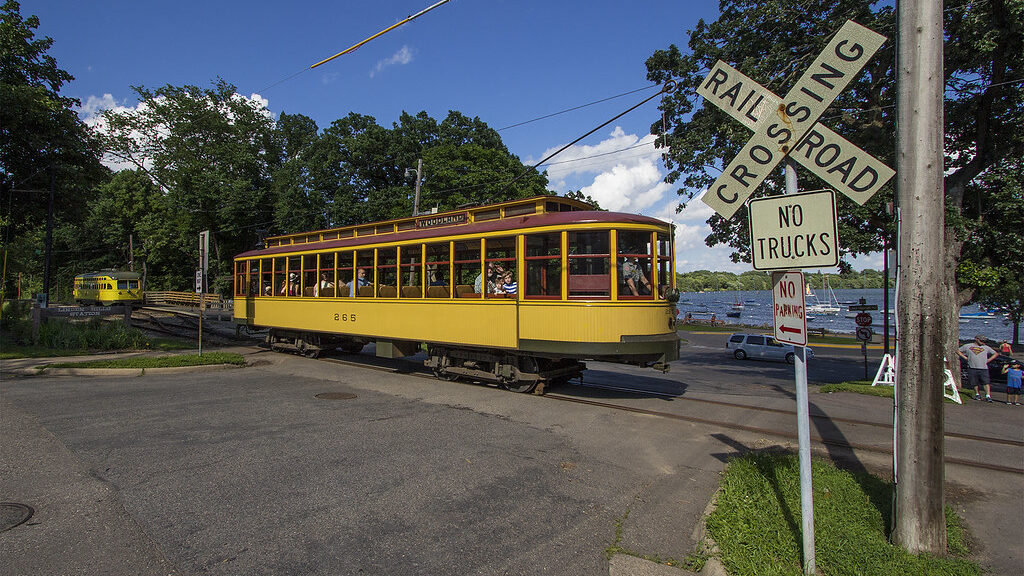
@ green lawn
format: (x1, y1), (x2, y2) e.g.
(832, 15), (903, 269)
(819, 380), (974, 403)
(45, 352), (246, 369)
(706, 452), (978, 576)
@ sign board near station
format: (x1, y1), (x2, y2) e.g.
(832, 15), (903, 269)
(195, 269), (203, 294)
(772, 271), (807, 346)
(749, 190), (838, 270)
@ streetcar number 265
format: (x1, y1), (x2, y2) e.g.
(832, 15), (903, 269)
(333, 313), (356, 322)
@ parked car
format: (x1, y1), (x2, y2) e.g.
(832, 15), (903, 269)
(727, 333), (814, 364)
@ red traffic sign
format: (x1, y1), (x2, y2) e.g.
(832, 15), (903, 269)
(855, 312), (873, 327)
(772, 271), (807, 346)
(856, 326), (873, 342)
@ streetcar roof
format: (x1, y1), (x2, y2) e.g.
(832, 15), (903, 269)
(74, 269), (142, 280)
(236, 209), (671, 259)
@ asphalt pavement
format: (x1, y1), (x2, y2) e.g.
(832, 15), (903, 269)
(1, 335), (1021, 575)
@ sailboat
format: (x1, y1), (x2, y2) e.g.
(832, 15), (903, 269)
(806, 273), (841, 315)
(728, 281), (743, 316)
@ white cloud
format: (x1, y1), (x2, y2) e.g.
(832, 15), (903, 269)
(370, 45), (413, 78)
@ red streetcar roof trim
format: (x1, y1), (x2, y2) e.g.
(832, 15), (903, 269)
(236, 211), (670, 258)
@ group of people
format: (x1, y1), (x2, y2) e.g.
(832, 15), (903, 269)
(956, 335), (1021, 405)
(474, 262), (516, 296)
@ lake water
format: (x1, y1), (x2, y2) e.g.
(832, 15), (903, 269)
(677, 288), (1015, 342)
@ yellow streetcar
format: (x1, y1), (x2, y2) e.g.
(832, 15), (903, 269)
(233, 196), (680, 393)
(73, 269), (143, 306)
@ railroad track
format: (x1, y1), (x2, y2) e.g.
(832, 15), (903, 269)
(307, 353), (1024, 476)
(132, 306), (252, 344)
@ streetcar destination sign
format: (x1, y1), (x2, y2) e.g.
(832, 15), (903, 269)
(700, 20), (889, 218)
(748, 190), (838, 270)
(772, 271), (807, 346)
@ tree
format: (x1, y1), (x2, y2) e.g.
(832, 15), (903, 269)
(0, 0), (106, 299)
(955, 156), (1024, 343)
(99, 79), (278, 291)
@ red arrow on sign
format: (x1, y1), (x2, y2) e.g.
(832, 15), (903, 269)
(779, 326), (803, 334)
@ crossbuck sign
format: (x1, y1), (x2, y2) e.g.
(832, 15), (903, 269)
(699, 20), (893, 218)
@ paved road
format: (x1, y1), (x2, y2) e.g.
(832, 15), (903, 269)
(1, 337), (1020, 575)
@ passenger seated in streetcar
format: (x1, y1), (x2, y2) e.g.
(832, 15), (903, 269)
(350, 268), (371, 296)
(315, 273), (333, 296)
(621, 257), (652, 296)
(280, 273), (300, 296)
(475, 262), (505, 295)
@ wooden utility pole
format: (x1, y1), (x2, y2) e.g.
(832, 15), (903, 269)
(894, 0), (947, 554)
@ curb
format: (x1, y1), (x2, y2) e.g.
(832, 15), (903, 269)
(31, 363), (245, 377)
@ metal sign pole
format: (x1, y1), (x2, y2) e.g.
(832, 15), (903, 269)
(785, 158), (816, 575)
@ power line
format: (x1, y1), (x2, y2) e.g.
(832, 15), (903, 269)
(496, 85), (660, 131)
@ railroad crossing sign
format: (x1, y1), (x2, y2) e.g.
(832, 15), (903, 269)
(699, 20), (893, 219)
(772, 271), (807, 346)
(748, 189), (839, 270)
(855, 312), (873, 327)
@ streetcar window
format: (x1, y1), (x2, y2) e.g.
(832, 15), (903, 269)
(399, 245), (423, 297)
(475, 209), (499, 221)
(376, 247), (398, 297)
(425, 242), (451, 297)
(567, 231), (609, 298)
(317, 252), (336, 297)
(484, 237), (516, 298)
(336, 251), (354, 295)
(355, 251), (374, 297)
(525, 233), (561, 299)
(235, 261), (246, 296)
(617, 230), (653, 299)
(300, 255), (316, 297)
(504, 204), (535, 217)
(657, 233), (672, 299)
(453, 240), (482, 298)
(274, 258), (287, 296)
(261, 258), (273, 296)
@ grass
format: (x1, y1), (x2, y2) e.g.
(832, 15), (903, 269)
(45, 352), (246, 369)
(706, 452), (979, 576)
(820, 380), (975, 403)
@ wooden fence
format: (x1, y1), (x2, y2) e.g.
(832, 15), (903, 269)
(144, 291), (226, 308)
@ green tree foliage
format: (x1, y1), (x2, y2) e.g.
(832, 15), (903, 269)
(99, 80), (279, 291)
(644, 0), (1022, 274)
(955, 157), (1024, 342)
(0, 0), (106, 299)
(675, 269), (883, 292)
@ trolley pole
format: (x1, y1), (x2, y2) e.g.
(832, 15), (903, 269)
(785, 158), (816, 575)
(407, 159), (423, 216)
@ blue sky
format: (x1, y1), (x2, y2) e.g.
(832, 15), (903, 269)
(26, 0), (881, 273)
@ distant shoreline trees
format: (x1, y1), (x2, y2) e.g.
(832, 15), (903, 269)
(674, 269), (884, 292)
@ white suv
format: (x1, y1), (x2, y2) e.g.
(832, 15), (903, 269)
(727, 333), (814, 364)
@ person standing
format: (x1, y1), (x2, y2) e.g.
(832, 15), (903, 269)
(957, 334), (998, 402)
(999, 340), (1013, 355)
(1003, 361), (1022, 405)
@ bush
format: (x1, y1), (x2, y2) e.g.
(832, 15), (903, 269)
(0, 300), (35, 344)
(34, 317), (148, 351)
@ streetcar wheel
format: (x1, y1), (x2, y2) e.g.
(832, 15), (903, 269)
(785, 352), (795, 365)
(502, 356), (539, 393)
(734, 349), (747, 360)
(340, 341), (364, 354)
(433, 368), (459, 382)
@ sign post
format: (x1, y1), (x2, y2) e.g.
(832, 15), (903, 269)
(696, 19), (892, 575)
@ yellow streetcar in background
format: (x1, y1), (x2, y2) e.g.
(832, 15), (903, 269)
(233, 196), (680, 393)
(73, 269), (143, 306)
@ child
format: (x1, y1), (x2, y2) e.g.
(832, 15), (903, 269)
(1003, 361), (1022, 406)
(501, 271), (517, 296)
